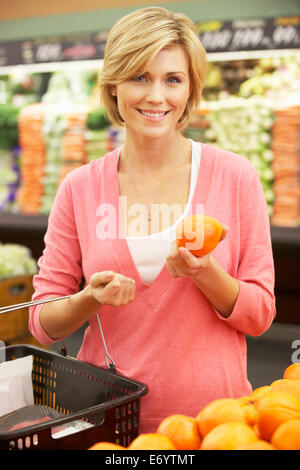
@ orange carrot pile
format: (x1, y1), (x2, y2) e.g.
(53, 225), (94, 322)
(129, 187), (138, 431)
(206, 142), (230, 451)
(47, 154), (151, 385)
(271, 106), (300, 227)
(17, 104), (46, 214)
(58, 110), (88, 186)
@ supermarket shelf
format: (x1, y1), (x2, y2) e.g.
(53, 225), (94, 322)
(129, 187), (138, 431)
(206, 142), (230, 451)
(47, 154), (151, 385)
(271, 225), (300, 248)
(0, 212), (48, 261)
(0, 212), (48, 233)
(0, 212), (299, 259)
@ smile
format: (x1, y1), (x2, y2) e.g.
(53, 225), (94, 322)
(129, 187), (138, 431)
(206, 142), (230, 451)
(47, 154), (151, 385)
(137, 109), (170, 119)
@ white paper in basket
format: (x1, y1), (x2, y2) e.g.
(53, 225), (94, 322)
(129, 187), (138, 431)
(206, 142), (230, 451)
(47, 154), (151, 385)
(0, 355), (34, 417)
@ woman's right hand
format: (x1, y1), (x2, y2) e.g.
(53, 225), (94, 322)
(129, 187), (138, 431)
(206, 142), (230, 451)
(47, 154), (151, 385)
(88, 271), (136, 307)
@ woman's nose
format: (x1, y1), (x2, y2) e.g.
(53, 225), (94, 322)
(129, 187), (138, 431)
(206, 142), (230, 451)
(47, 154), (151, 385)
(146, 82), (164, 103)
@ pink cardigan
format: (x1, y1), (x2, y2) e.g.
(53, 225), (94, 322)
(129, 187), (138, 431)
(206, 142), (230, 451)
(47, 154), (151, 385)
(29, 142), (276, 432)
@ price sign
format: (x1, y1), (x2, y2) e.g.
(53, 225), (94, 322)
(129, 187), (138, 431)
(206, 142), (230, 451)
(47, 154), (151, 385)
(35, 43), (62, 62)
(198, 16), (300, 52)
(273, 25), (299, 47)
(0, 31), (108, 67)
(0, 16), (299, 67)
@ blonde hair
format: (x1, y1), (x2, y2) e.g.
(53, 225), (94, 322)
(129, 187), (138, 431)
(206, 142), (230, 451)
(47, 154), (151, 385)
(100, 7), (206, 129)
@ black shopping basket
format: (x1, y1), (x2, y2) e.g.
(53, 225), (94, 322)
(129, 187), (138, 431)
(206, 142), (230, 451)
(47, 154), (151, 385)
(0, 344), (148, 450)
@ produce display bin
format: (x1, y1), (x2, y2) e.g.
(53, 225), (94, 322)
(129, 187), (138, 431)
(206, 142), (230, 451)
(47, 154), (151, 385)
(0, 275), (34, 342)
(0, 345), (148, 450)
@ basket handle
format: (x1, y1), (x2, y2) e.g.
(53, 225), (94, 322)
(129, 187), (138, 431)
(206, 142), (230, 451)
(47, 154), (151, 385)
(59, 313), (116, 373)
(96, 314), (116, 373)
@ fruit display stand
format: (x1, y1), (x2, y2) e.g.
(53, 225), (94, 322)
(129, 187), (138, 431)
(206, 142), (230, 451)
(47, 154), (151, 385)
(88, 362), (300, 450)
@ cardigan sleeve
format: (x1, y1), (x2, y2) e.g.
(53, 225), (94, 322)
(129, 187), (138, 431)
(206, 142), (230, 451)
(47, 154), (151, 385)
(28, 174), (83, 345)
(216, 166), (276, 336)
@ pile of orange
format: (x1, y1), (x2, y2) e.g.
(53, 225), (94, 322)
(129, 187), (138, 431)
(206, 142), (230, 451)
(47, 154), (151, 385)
(89, 362), (300, 450)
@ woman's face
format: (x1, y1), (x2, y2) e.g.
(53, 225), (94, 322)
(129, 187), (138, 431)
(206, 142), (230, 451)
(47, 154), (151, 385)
(113, 45), (191, 140)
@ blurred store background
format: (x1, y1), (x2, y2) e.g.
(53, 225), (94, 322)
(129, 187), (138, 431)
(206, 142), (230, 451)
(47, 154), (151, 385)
(0, 0), (299, 388)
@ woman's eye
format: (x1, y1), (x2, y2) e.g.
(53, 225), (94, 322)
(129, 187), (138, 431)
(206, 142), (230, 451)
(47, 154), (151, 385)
(133, 75), (146, 82)
(167, 76), (182, 84)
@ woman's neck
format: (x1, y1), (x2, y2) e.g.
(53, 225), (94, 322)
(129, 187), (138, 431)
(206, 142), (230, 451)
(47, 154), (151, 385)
(118, 130), (191, 176)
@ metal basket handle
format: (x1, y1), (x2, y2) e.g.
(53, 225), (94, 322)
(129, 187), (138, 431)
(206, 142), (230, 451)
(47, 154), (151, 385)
(96, 314), (116, 373)
(0, 291), (117, 373)
(60, 314), (116, 372)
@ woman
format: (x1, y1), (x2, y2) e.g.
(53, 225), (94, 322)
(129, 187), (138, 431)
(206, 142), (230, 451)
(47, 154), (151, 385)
(29, 7), (276, 433)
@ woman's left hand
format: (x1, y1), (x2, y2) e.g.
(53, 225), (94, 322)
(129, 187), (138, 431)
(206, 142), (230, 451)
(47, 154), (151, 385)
(166, 225), (228, 279)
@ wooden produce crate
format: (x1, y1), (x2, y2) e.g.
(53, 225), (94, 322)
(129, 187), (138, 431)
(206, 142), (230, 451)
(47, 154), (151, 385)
(0, 275), (34, 343)
(6, 333), (48, 349)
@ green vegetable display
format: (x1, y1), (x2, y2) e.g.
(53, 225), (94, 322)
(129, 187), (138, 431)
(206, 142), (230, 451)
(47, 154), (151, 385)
(86, 109), (110, 130)
(0, 243), (37, 279)
(0, 104), (20, 150)
(86, 109), (110, 161)
(239, 55), (300, 105)
(204, 95), (275, 215)
(40, 106), (66, 214)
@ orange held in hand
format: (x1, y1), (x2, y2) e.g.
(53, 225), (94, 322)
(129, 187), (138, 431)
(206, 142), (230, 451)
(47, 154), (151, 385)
(176, 215), (223, 257)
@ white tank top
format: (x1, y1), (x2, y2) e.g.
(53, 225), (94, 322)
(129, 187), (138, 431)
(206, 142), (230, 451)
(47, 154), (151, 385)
(125, 140), (201, 284)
